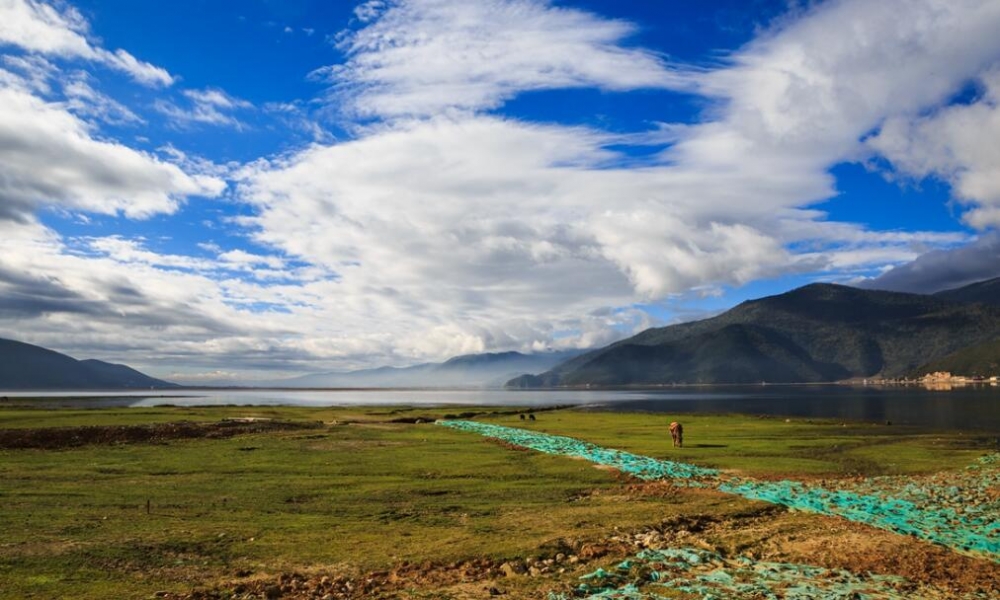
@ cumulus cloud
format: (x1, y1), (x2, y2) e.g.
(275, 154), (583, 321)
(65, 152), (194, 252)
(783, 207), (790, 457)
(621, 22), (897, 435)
(236, 114), (958, 361)
(868, 69), (1000, 229)
(317, 0), (695, 118)
(0, 0), (174, 86)
(0, 83), (224, 222)
(229, 0), (1000, 363)
(5, 0), (1000, 376)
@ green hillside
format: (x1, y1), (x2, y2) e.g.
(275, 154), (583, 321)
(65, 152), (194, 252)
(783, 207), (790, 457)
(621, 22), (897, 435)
(911, 338), (1000, 378)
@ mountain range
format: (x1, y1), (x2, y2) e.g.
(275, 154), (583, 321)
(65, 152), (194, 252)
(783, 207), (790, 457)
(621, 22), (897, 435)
(7, 277), (1000, 391)
(0, 338), (176, 390)
(508, 278), (1000, 388)
(270, 350), (583, 388)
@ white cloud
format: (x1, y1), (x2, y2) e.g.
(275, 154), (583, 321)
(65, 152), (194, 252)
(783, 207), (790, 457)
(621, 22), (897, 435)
(236, 114), (957, 362)
(0, 83), (224, 222)
(0, 220), (319, 373)
(232, 0), (1000, 366)
(317, 0), (695, 119)
(0, 0), (174, 86)
(1, 53), (57, 92)
(155, 87), (253, 129)
(678, 0), (1000, 171)
(5, 0), (1000, 375)
(868, 69), (1000, 229)
(62, 75), (144, 125)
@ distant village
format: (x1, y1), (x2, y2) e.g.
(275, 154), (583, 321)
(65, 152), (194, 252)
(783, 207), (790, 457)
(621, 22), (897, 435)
(866, 371), (1000, 390)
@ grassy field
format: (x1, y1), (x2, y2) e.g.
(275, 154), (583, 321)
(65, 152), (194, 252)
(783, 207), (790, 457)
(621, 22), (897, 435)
(0, 404), (995, 599)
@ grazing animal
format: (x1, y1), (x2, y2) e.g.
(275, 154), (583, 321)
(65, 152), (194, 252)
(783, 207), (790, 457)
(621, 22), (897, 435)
(519, 414), (526, 421)
(528, 413), (536, 421)
(669, 421), (683, 448)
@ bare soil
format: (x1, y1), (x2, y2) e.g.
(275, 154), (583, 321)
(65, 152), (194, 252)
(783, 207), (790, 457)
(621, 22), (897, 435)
(0, 419), (321, 449)
(160, 479), (1000, 599)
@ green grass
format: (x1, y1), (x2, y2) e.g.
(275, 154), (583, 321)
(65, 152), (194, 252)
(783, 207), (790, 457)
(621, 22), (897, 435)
(0, 405), (991, 599)
(476, 410), (992, 476)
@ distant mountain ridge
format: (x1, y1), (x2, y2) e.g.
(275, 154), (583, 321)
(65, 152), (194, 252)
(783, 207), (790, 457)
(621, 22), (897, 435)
(273, 350), (583, 389)
(933, 277), (1000, 306)
(509, 278), (1000, 388)
(0, 338), (176, 390)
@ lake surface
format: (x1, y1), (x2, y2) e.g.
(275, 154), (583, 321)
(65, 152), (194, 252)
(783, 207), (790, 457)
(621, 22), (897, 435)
(3, 385), (1000, 432)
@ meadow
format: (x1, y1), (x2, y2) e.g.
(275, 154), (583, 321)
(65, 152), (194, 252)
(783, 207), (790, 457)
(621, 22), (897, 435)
(1, 404), (996, 598)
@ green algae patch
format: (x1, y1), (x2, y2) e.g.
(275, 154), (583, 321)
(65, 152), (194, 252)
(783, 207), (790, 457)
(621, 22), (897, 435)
(439, 420), (1000, 563)
(438, 420), (720, 483)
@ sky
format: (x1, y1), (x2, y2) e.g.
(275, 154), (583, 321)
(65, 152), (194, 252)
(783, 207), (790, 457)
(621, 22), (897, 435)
(1, 0), (1000, 384)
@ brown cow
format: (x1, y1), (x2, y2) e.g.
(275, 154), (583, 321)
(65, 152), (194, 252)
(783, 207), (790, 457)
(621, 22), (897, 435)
(669, 421), (683, 448)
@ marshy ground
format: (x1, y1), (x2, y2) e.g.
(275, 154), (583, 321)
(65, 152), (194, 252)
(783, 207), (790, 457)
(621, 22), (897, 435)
(0, 404), (996, 598)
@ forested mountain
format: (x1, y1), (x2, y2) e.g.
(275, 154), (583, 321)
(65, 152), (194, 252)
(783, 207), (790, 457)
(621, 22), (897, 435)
(508, 281), (1000, 387)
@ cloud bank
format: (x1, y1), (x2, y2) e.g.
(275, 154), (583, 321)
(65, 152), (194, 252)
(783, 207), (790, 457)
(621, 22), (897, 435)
(233, 0), (990, 369)
(2, 0), (1000, 378)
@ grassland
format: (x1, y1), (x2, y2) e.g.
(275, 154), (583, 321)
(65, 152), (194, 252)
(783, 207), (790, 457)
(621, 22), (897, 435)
(0, 404), (996, 599)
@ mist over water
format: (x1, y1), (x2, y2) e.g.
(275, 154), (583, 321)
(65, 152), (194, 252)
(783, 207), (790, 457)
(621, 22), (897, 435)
(4, 385), (1000, 432)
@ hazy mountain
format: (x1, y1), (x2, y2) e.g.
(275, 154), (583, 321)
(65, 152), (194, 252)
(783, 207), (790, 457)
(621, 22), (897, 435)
(0, 338), (177, 390)
(508, 282), (1000, 387)
(273, 350), (583, 388)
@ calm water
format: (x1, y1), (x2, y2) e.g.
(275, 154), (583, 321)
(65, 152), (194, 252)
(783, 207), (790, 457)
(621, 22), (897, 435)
(3, 385), (1000, 432)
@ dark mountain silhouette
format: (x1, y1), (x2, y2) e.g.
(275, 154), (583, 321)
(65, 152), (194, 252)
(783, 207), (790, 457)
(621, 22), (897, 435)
(274, 350), (583, 389)
(0, 337), (176, 390)
(933, 276), (1000, 306)
(508, 281), (1000, 387)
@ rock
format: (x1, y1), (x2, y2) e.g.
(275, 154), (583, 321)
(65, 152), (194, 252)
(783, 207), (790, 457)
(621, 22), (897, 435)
(264, 584), (282, 599)
(528, 566), (542, 577)
(568, 555), (580, 564)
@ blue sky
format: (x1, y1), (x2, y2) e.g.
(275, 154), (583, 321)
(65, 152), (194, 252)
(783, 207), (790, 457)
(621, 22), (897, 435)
(1, 0), (999, 383)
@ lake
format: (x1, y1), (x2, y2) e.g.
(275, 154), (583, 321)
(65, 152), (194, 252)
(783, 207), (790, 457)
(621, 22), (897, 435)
(3, 385), (1000, 432)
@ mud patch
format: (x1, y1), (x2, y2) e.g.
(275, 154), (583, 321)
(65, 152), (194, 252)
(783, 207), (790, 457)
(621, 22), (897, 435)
(0, 419), (322, 449)
(548, 546), (992, 600)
